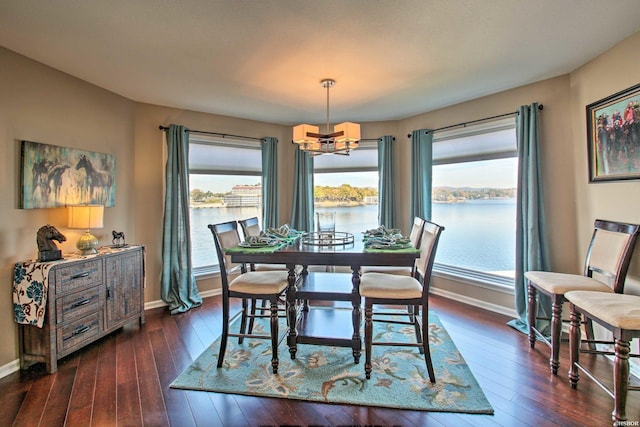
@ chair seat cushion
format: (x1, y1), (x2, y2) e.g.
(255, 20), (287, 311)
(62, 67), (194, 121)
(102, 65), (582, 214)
(360, 272), (422, 299)
(565, 291), (640, 330)
(361, 265), (412, 276)
(229, 271), (288, 295)
(525, 271), (613, 294)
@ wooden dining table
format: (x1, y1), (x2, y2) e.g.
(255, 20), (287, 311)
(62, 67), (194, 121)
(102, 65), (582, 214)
(227, 232), (421, 363)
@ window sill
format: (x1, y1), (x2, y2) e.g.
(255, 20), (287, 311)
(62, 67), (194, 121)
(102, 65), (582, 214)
(433, 263), (515, 295)
(194, 265), (221, 280)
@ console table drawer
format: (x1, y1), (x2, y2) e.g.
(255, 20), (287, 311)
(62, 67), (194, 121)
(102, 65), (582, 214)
(54, 259), (103, 294)
(55, 285), (104, 325)
(57, 311), (103, 354)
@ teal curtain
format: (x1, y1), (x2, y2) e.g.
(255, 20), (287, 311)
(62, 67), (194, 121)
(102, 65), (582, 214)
(290, 146), (314, 232)
(160, 124), (202, 314)
(261, 137), (279, 229)
(378, 135), (397, 228)
(508, 103), (551, 333)
(410, 129), (433, 222)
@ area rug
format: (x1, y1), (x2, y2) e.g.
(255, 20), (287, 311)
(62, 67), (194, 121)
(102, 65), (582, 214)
(171, 310), (494, 414)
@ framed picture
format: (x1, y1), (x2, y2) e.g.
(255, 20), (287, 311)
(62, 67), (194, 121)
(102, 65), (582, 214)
(587, 83), (640, 182)
(20, 141), (116, 209)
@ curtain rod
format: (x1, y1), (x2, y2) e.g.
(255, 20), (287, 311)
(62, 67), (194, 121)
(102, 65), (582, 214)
(406, 104), (543, 138)
(159, 125), (265, 142)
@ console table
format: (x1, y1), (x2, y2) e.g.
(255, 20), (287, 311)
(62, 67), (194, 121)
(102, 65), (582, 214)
(14, 245), (145, 373)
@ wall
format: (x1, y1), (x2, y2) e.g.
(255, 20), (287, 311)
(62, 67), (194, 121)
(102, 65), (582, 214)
(570, 32), (640, 280)
(0, 48), (136, 369)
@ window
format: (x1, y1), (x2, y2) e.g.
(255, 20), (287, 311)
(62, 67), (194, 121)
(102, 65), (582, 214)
(188, 135), (263, 274)
(430, 118), (517, 287)
(313, 141), (379, 232)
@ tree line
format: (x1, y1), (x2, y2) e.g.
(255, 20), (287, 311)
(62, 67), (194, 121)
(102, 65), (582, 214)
(190, 185), (516, 204)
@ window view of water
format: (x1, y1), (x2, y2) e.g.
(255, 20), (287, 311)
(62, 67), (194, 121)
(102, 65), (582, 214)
(190, 200), (516, 275)
(190, 206), (260, 268)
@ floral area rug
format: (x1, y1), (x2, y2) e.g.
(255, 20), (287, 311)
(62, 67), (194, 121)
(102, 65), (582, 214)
(170, 310), (494, 414)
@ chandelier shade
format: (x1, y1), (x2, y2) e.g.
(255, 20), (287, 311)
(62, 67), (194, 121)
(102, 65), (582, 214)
(292, 79), (360, 156)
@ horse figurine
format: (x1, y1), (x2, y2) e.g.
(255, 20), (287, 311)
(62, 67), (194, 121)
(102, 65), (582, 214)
(76, 154), (113, 203)
(112, 230), (126, 247)
(37, 224), (66, 261)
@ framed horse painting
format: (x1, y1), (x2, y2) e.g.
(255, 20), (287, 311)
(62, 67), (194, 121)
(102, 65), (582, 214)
(20, 141), (116, 209)
(587, 83), (640, 182)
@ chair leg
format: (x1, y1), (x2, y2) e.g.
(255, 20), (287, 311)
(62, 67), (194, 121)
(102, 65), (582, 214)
(527, 282), (537, 349)
(413, 305), (424, 354)
(270, 297), (279, 374)
(364, 301), (373, 379)
(217, 295), (230, 368)
(569, 308), (580, 388)
(238, 298), (249, 344)
(247, 298), (264, 334)
(550, 297), (563, 375)
(421, 306), (436, 383)
(613, 336), (631, 422)
(584, 317), (597, 351)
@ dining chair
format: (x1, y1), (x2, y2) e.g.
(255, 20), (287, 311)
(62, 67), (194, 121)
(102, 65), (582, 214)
(238, 216), (293, 272)
(567, 291), (640, 422)
(208, 221), (288, 374)
(525, 219), (640, 375)
(361, 216), (426, 276)
(360, 220), (444, 382)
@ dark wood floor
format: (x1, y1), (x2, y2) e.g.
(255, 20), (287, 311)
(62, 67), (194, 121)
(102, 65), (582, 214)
(1, 293), (637, 426)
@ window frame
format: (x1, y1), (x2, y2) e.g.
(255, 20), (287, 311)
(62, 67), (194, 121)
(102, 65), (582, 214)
(430, 118), (517, 292)
(188, 135), (263, 277)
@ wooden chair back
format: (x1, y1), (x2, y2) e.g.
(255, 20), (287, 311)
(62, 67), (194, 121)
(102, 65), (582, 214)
(208, 221), (244, 289)
(239, 216), (261, 239)
(414, 220), (445, 297)
(584, 219), (640, 293)
(409, 217), (426, 249)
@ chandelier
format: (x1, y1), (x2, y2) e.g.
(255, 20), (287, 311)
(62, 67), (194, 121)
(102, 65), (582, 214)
(292, 79), (360, 156)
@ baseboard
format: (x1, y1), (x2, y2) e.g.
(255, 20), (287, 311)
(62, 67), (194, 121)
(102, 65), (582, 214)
(144, 288), (222, 310)
(430, 287), (518, 318)
(0, 359), (20, 379)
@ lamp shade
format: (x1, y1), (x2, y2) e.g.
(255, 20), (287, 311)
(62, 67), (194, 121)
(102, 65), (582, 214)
(293, 124), (319, 144)
(334, 122), (361, 143)
(68, 205), (104, 229)
(68, 205), (104, 255)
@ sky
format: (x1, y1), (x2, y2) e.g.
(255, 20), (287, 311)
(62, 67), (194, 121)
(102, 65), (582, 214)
(189, 157), (517, 193)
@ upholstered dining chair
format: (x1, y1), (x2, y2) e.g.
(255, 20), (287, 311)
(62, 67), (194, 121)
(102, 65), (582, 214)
(238, 216), (292, 332)
(526, 219), (640, 375)
(567, 291), (640, 422)
(239, 216), (293, 272)
(361, 216), (426, 276)
(360, 220), (444, 382)
(208, 221), (288, 374)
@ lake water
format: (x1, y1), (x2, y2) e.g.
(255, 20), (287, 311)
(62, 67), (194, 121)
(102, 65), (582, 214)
(190, 199), (516, 273)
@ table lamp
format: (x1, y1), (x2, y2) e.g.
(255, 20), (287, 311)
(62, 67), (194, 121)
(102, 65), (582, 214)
(68, 205), (104, 255)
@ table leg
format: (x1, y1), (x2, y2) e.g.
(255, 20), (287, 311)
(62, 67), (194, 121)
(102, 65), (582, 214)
(351, 266), (362, 364)
(286, 263), (298, 359)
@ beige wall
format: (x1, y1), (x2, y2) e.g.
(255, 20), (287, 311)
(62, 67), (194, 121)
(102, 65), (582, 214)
(1, 31), (639, 371)
(569, 32), (640, 280)
(0, 48), (136, 367)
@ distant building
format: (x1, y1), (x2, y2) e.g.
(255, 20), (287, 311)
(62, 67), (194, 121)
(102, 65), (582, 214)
(223, 184), (262, 207)
(363, 196), (378, 205)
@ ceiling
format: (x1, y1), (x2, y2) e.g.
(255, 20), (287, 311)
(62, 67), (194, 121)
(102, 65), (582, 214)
(1, 1), (640, 126)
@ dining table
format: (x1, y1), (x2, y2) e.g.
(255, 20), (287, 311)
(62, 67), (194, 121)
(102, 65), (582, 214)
(227, 231), (421, 363)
